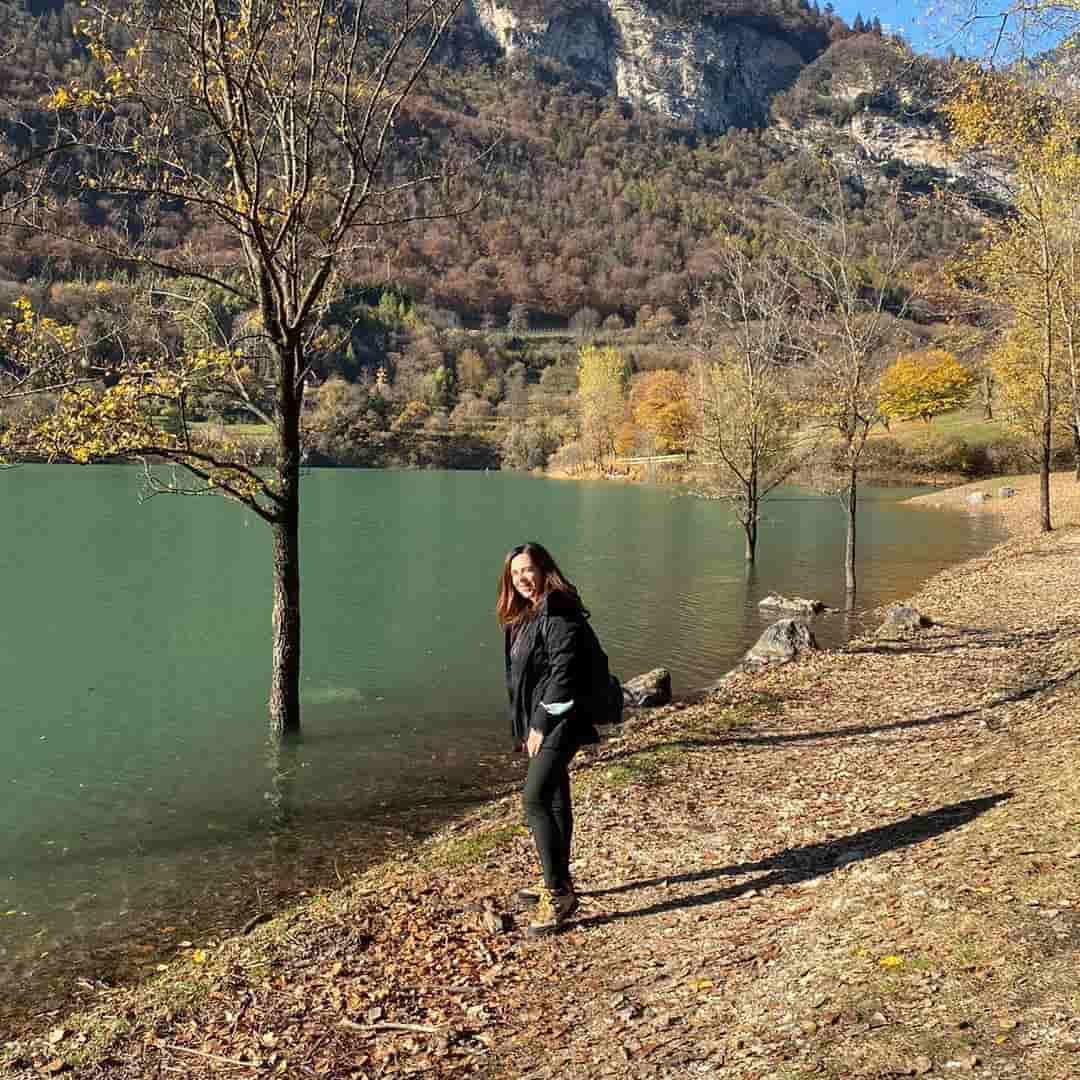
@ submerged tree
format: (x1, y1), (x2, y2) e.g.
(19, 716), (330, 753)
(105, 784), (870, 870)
(692, 247), (809, 563)
(9, 0), (470, 735)
(783, 175), (911, 597)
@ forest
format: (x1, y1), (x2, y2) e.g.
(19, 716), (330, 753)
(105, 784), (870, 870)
(0, 0), (1014, 477)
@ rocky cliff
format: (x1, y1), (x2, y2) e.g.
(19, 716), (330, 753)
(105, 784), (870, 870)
(467, 0), (812, 132)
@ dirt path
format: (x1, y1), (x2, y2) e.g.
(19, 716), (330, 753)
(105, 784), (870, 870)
(5, 474), (1080, 1079)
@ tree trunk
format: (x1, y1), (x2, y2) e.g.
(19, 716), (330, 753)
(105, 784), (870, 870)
(743, 515), (757, 562)
(270, 353), (303, 737)
(1040, 374), (1052, 534)
(1040, 280), (1053, 533)
(270, 506), (301, 736)
(744, 473), (758, 562)
(982, 371), (994, 420)
(845, 461), (857, 598)
(1073, 422), (1080, 482)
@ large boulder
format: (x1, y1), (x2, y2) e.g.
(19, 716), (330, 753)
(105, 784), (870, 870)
(758, 593), (828, 615)
(622, 667), (671, 707)
(966, 491), (989, 505)
(877, 604), (933, 636)
(742, 619), (818, 670)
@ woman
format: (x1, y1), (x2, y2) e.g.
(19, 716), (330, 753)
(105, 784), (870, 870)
(497, 542), (601, 938)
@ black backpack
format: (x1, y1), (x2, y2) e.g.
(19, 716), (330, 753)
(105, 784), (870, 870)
(584, 621), (624, 726)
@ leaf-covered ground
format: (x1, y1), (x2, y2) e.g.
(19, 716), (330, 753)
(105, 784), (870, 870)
(4, 474), (1080, 1079)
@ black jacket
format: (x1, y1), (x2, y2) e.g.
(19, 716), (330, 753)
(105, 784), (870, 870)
(504, 591), (603, 752)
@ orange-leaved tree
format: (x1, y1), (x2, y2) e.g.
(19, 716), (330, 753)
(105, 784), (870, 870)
(630, 369), (694, 454)
(878, 349), (973, 423)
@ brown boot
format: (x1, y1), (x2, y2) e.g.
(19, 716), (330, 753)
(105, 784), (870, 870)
(526, 886), (579, 938)
(516, 876), (574, 908)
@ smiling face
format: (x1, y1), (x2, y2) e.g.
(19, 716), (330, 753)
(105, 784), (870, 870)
(510, 551), (544, 605)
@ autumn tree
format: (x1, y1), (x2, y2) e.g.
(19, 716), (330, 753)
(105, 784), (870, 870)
(9, 0), (470, 735)
(783, 175), (911, 597)
(989, 325), (1073, 455)
(691, 247), (809, 562)
(577, 343), (627, 469)
(947, 73), (1080, 529)
(630, 369), (693, 454)
(0, 297), (93, 447)
(878, 349), (973, 423)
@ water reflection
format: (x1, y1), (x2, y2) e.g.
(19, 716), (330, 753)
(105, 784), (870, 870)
(263, 733), (302, 830)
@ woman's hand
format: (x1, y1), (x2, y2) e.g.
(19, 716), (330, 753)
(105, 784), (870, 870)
(526, 728), (544, 757)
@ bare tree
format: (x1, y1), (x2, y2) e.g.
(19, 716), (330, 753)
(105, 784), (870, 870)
(9, 0), (473, 736)
(692, 246), (812, 562)
(782, 174), (911, 598)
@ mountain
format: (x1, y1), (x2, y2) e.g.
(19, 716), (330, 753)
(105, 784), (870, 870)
(462, 0), (829, 132)
(0, 0), (992, 333)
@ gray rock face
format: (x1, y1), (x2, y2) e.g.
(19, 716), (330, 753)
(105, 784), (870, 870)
(469, 0), (805, 132)
(623, 667), (672, 707)
(742, 619), (818, 670)
(877, 604), (933, 636)
(758, 593), (827, 615)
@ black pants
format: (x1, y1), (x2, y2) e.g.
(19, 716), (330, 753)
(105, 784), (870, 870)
(522, 744), (577, 890)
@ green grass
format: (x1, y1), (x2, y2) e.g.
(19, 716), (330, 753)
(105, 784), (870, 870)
(871, 408), (1009, 447)
(426, 824), (525, 868)
(585, 744), (687, 789)
(188, 421), (274, 440)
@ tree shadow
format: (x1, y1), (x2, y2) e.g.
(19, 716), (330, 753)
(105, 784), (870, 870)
(600, 671), (1074, 764)
(573, 792), (1011, 927)
(846, 624), (1071, 659)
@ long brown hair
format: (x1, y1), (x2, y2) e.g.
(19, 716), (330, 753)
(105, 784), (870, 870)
(496, 542), (582, 628)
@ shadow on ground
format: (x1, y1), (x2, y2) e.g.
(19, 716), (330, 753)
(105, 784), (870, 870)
(573, 793), (1011, 928)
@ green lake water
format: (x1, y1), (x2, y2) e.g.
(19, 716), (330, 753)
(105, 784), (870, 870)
(0, 466), (1001, 1027)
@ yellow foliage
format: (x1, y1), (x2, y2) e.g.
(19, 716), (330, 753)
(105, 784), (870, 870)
(630, 369), (694, 453)
(878, 350), (973, 423)
(578, 344), (627, 465)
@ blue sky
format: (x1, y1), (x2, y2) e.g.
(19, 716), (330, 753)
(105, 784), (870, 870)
(828, 0), (1068, 59)
(830, 0), (934, 49)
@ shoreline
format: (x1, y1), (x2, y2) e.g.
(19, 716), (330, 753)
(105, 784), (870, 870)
(4, 472), (1080, 1078)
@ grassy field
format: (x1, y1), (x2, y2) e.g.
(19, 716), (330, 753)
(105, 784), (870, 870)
(870, 408), (1009, 447)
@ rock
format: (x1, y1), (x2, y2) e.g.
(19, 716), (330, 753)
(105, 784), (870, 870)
(966, 491), (989, 505)
(758, 593), (827, 615)
(998, 486), (1018, 498)
(740, 619), (818, 671)
(877, 605), (933, 636)
(622, 668), (671, 707)
(470, 0), (805, 133)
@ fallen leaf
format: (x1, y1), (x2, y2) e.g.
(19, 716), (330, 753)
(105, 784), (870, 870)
(879, 955), (904, 968)
(192, 949), (207, 964)
(47, 1028), (67, 1046)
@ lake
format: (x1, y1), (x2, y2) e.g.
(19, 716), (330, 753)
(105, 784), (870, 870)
(0, 466), (1001, 1027)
